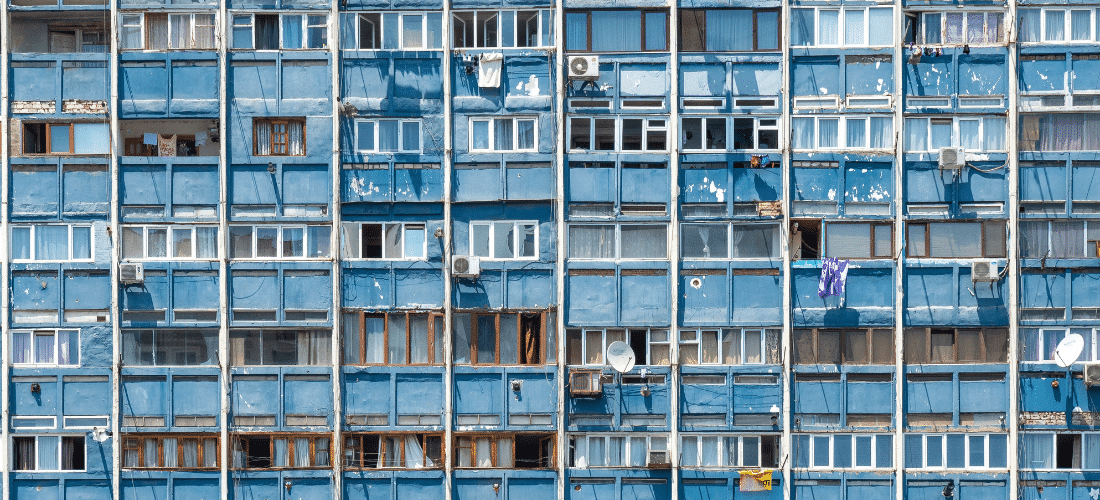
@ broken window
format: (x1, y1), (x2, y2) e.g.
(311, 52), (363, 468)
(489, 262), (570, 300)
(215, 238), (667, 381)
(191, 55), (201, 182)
(453, 312), (551, 365)
(903, 434), (1008, 469)
(122, 330), (219, 366)
(122, 435), (218, 469)
(681, 435), (780, 468)
(792, 434), (891, 469)
(565, 10), (667, 52)
(11, 330), (79, 366)
(340, 222), (426, 259)
(356, 119), (422, 153)
(228, 225), (330, 259)
(229, 330), (331, 366)
(232, 13), (326, 50)
(791, 7), (894, 46)
(569, 434), (665, 467)
(10, 225), (93, 262)
(344, 434), (443, 469)
(1021, 328), (1098, 362)
(469, 220), (537, 259)
(681, 223), (781, 259)
(343, 311), (444, 365)
(13, 436), (86, 471)
(22, 122), (110, 155)
(566, 328), (670, 366)
(43, 23), (108, 52)
(679, 328), (781, 365)
(824, 222), (893, 259)
(231, 435), (331, 469)
(1020, 433), (1100, 469)
(455, 434), (553, 468)
(469, 117), (537, 152)
(792, 116), (894, 150)
(680, 9), (780, 51)
(790, 219), (822, 260)
(568, 223), (667, 259)
(794, 328), (894, 365)
(906, 221), (1006, 258)
(903, 328), (1008, 364)
(253, 118), (305, 156)
(122, 225), (218, 259)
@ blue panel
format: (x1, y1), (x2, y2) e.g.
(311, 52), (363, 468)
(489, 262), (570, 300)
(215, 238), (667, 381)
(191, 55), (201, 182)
(732, 63), (781, 96)
(173, 479), (219, 500)
(682, 382), (728, 413)
(567, 274), (616, 325)
(63, 166), (109, 214)
(394, 59), (443, 99)
(343, 59), (390, 99)
(845, 162), (893, 205)
(173, 272), (219, 310)
(398, 478), (444, 500)
(623, 480), (669, 500)
(621, 383), (668, 414)
(848, 483), (892, 500)
(343, 168), (391, 202)
(731, 273), (782, 324)
(907, 483), (946, 500)
(959, 168), (1007, 203)
(231, 271), (279, 310)
(847, 380), (893, 413)
(621, 274), (669, 324)
(683, 167), (727, 204)
(283, 165), (331, 205)
(12, 378), (56, 415)
(285, 378), (333, 416)
(621, 166), (670, 203)
(960, 380), (1006, 412)
(507, 166), (553, 200)
(234, 479), (280, 500)
(959, 55), (1006, 95)
(846, 57), (893, 95)
(844, 269), (893, 309)
(12, 167), (58, 215)
(794, 380), (841, 413)
(233, 377), (279, 415)
(121, 63), (168, 101)
(905, 167), (950, 204)
(65, 272), (110, 312)
(121, 166), (167, 206)
(507, 271), (553, 309)
(682, 273), (728, 325)
(961, 482), (1007, 500)
(122, 376), (166, 416)
(1020, 164), (1066, 202)
(620, 63), (669, 97)
(395, 270), (444, 308)
(906, 380), (953, 413)
(682, 481), (730, 500)
(173, 376), (219, 417)
(12, 65), (55, 101)
(344, 373), (391, 415)
(906, 55), (954, 96)
(121, 480), (166, 500)
(905, 267), (954, 324)
(396, 166), (444, 202)
(792, 58), (840, 96)
(794, 481), (840, 500)
(172, 63), (219, 100)
(396, 373), (444, 415)
(230, 62), (277, 99)
(455, 167), (501, 202)
(64, 379), (111, 415)
(1072, 165), (1100, 201)
(507, 478), (555, 500)
(1073, 56), (1100, 91)
(123, 271), (169, 311)
(732, 383), (780, 413)
(345, 478), (391, 500)
(12, 272), (59, 311)
(791, 167), (839, 201)
(567, 479), (615, 500)
(343, 269), (391, 308)
(681, 63), (725, 96)
(1021, 374), (1064, 411)
(568, 166), (615, 202)
(454, 478), (501, 500)
(64, 65), (108, 101)
(733, 167), (781, 202)
(1072, 272), (1100, 309)
(64, 480), (111, 500)
(231, 166), (278, 205)
(454, 373), (502, 415)
(1020, 57), (1066, 92)
(510, 373), (558, 414)
(285, 271), (333, 310)
(283, 61), (331, 99)
(172, 166), (218, 206)
(1021, 272), (1066, 309)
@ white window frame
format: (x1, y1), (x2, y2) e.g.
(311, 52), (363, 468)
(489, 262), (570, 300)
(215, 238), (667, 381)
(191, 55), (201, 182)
(567, 328), (671, 367)
(121, 225), (219, 261)
(469, 220), (538, 260)
(680, 117), (728, 152)
(568, 434), (667, 468)
(341, 222), (428, 260)
(680, 223), (782, 260)
(228, 225), (331, 259)
(11, 330), (80, 367)
(794, 433), (894, 470)
(12, 416), (59, 429)
(907, 434), (1007, 470)
(677, 328), (776, 365)
(231, 13), (329, 50)
(791, 115), (895, 150)
(452, 9), (553, 49)
(468, 117), (538, 152)
(1018, 8), (1097, 43)
(63, 416), (110, 429)
(355, 119), (423, 153)
(567, 223), (669, 260)
(1020, 432), (1100, 470)
(1021, 328), (1099, 363)
(12, 435), (86, 472)
(1019, 220), (1100, 259)
(904, 116), (1007, 152)
(792, 7), (895, 47)
(354, 12), (444, 50)
(567, 116), (669, 153)
(679, 435), (777, 468)
(919, 11), (1006, 45)
(10, 225), (94, 263)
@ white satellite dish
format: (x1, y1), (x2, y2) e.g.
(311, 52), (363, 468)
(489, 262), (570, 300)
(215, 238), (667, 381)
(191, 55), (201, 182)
(606, 341), (636, 373)
(1054, 333), (1085, 368)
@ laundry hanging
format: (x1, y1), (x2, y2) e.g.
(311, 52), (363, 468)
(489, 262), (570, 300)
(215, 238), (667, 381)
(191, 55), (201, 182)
(478, 52), (504, 88)
(817, 257), (849, 298)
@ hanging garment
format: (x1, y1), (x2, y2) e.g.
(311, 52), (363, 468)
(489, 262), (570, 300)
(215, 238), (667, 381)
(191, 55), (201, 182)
(817, 257), (849, 298)
(478, 52), (504, 88)
(158, 134), (177, 157)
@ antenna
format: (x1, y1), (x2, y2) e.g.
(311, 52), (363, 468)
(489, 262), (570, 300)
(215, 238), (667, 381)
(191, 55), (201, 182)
(1054, 333), (1086, 368)
(605, 341), (636, 373)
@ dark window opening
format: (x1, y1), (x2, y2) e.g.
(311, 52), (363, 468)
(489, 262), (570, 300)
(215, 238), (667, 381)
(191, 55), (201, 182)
(1056, 434), (1080, 469)
(255, 15), (279, 50)
(630, 329), (649, 365)
(791, 219), (821, 260)
(24, 124), (47, 155)
(63, 437), (86, 470)
(514, 435), (554, 468)
(243, 437), (272, 468)
(362, 224), (383, 258)
(518, 314), (543, 365)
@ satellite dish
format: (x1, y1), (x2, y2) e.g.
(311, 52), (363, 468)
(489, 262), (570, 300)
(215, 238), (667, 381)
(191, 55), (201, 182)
(606, 341), (636, 373)
(1054, 333), (1085, 368)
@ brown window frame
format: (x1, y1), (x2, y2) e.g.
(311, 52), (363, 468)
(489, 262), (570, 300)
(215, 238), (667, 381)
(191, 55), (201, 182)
(343, 433), (444, 469)
(564, 9), (669, 53)
(23, 123), (73, 155)
(253, 117), (306, 156)
(231, 434), (331, 469)
(793, 328), (895, 365)
(679, 9), (782, 52)
(122, 434), (220, 470)
(454, 311), (551, 366)
(343, 310), (445, 365)
(824, 221), (895, 259)
(453, 433), (555, 469)
(903, 327), (1009, 364)
(906, 220), (1007, 258)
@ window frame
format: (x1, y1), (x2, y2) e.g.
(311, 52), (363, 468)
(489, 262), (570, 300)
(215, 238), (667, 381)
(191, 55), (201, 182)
(228, 330), (333, 366)
(680, 223), (782, 260)
(10, 224), (94, 262)
(252, 117), (306, 156)
(450, 9), (554, 49)
(228, 224), (331, 260)
(792, 433), (894, 469)
(568, 434), (667, 468)
(791, 115), (895, 150)
(793, 328), (896, 365)
(343, 433), (445, 469)
(468, 117), (538, 152)
(343, 311), (445, 366)
(916, 11), (1005, 45)
(122, 434), (220, 469)
(341, 222), (428, 260)
(11, 329), (80, 367)
(903, 327), (1009, 364)
(454, 433), (555, 468)
(12, 435), (86, 472)
(231, 13), (328, 50)
(904, 116), (1007, 153)
(905, 221), (1007, 259)
(566, 328), (671, 367)
(568, 116), (669, 153)
(469, 220), (539, 260)
(567, 223), (669, 260)
(121, 329), (220, 367)
(677, 328), (780, 365)
(354, 12), (445, 50)
(1019, 220), (1100, 259)
(564, 9), (669, 52)
(792, 7), (895, 47)
(354, 119), (423, 154)
(679, 9), (781, 52)
(121, 225), (220, 261)
(1020, 328), (1098, 363)
(231, 434), (332, 469)
(823, 221), (894, 260)
(451, 311), (551, 366)
(904, 433), (1008, 470)
(1018, 8), (1098, 43)
(21, 122), (110, 156)
(120, 12), (218, 50)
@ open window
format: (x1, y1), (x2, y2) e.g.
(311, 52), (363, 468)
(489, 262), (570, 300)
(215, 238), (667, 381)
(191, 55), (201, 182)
(231, 435), (331, 469)
(453, 312), (550, 365)
(344, 434), (443, 469)
(454, 434), (554, 468)
(22, 122), (110, 155)
(566, 328), (671, 366)
(790, 219), (821, 260)
(10, 13), (108, 53)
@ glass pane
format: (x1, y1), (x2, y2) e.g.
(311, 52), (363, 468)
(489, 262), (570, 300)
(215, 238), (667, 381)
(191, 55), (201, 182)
(844, 9), (865, 45)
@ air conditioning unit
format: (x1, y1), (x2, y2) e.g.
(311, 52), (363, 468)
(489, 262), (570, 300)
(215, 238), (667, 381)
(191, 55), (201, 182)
(939, 147), (966, 170)
(647, 450), (670, 468)
(119, 263), (145, 284)
(451, 256), (480, 278)
(971, 260), (999, 282)
(1084, 362), (1100, 387)
(569, 369), (603, 398)
(568, 56), (599, 81)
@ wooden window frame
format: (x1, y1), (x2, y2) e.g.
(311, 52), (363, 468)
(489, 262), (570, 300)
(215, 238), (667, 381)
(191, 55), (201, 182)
(343, 433), (444, 469)
(678, 9), (781, 52)
(253, 118), (306, 156)
(793, 327), (895, 365)
(122, 434), (220, 470)
(453, 433), (555, 469)
(906, 221), (1007, 258)
(903, 327), (1009, 364)
(460, 311), (549, 366)
(23, 123), (75, 155)
(824, 221), (894, 259)
(231, 434), (331, 469)
(347, 311), (445, 366)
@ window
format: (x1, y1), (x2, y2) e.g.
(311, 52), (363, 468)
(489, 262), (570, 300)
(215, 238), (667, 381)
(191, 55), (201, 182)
(253, 118), (305, 156)
(11, 225), (93, 262)
(1019, 9), (1097, 43)
(232, 14), (327, 50)
(680, 435), (779, 468)
(565, 10), (668, 52)
(22, 123), (110, 155)
(1020, 433), (1100, 470)
(903, 434), (1008, 469)
(341, 222), (426, 259)
(569, 117), (668, 152)
(792, 8), (894, 47)
(567, 328), (671, 366)
(354, 12), (444, 50)
(568, 224), (668, 259)
(680, 117), (779, 151)
(229, 330), (331, 366)
(1021, 329), (1098, 363)
(681, 224), (781, 259)
(792, 434), (893, 469)
(455, 434), (554, 468)
(825, 222), (893, 259)
(12, 330), (79, 366)
(232, 435), (331, 468)
(913, 12), (1004, 45)
(906, 221), (1006, 258)
(123, 435), (218, 469)
(120, 13), (217, 50)
(680, 9), (779, 51)
(1020, 220), (1100, 258)
(451, 10), (553, 48)
(469, 221), (537, 260)
(794, 329), (895, 364)
(122, 330), (219, 366)
(343, 312), (444, 365)
(356, 120), (422, 153)
(903, 328), (1008, 364)
(122, 226), (218, 260)
(469, 118), (537, 152)
(228, 225), (330, 259)
(678, 329), (780, 365)
(13, 436), (85, 471)
(905, 117), (1006, 152)
(453, 312), (551, 365)
(569, 435), (666, 467)
(792, 116), (894, 150)
(344, 434), (444, 469)
(1020, 114), (1100, 151)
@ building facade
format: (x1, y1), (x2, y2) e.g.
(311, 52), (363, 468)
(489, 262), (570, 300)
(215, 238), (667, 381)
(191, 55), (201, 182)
(0, 0), (1097, 499)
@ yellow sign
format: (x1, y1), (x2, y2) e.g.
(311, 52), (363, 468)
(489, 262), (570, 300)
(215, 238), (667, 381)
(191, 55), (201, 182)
(739, 469), (773, 492)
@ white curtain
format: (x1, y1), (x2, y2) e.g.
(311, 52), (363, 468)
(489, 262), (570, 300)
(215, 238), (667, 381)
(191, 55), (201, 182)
(36, 225), (68, 261)
(255, 121), (272, 155)
(409, 315), (429, 363)
(197, 227), (217, 258)
(195, 15), (216, 48)
(984, 117), (1006, 151)
(1019, 221), (1048, 257)
(58, 331), (75, 365)
(1019, 10), (1041, 42)
(1046, 11), (1066, 41)
(906, 118), (927, 151)
(405, 436), (425, 468)
(297, 331), (330, 365)
(202, 439), (217, 468)
(819, 119), (839, 148)
(568, 225), (614, 258)
(170, 14), (190, 49)
(793, 118), (814, 149)
(819, 10), (839, 45)
(13, 333), (30, 363)
(960, 120), (980, 150)
(620, 225), (667, 259)
(868, 8), (893, 45)
(164, 438), (179, 468)
(681, 437), (698, 466)
(1083, 434), (1100, 469)
(870, 117), (892, 149)
(572, 438), (588, 467)
(233, 439), (246, 468)
(143, 438), (158, 468)
(288, 121), (304, 155)
(36, 333), (55, 364)
(967, 13), (986, 43)
(181, 439), (198, 468)
(384, 437), (400, 467)
(315, 438), (330, 466)
(844, 9), (864, 46)
(1050, 221), (1084, 257)
(149, 14), (169, 50)
(945, 13), (964, 43)
(1020, 434), (1053, 468)
(274, 438), (289, 467)
(476, 438), (493, 467)
(707, 10), (753, 51)
(847, 118), (866, 148)
(630, 437), (647, 466)
(294, 438), (311, 467)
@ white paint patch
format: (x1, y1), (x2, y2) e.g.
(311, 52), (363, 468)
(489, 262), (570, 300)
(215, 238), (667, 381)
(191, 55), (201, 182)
(709, 181), (726, 202)
(828, 188), (836, 201)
